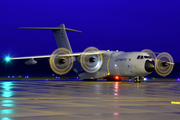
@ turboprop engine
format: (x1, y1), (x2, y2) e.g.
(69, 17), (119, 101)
(49, 47), (103, 75)
(80, 47), (103, 73)
(49, 48), (74, 75)
(141, 49), (174, 77)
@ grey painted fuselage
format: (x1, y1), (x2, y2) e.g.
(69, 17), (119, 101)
(78, 51), (152, 79)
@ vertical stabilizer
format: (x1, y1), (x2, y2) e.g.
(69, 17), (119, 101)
(53, 24), (73, 53)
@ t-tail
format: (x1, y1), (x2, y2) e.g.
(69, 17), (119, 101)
(19, 24), (82, 53)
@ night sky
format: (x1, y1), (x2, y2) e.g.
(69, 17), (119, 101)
(0, 0), (180, 62)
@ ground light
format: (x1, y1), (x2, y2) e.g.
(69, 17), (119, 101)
(144, 78), (148, 81)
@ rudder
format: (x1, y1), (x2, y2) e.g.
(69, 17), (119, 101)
(53, 24), (72, 53)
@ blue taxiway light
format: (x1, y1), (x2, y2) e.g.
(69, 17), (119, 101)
(25, 76), (29, 79)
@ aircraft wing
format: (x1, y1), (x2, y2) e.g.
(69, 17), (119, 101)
(9, 51), (107, 60)
(10, 55), (51, 60)
(9, 53), (81, 60)
(5, 51), (107, 62)
(52, 51), (106, 57)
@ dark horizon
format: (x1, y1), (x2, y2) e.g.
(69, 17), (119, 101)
(0, 59), (179, 79)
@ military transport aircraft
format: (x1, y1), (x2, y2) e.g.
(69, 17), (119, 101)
(6, 24), (174, 83)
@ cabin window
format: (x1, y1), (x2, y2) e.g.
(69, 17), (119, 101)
(140, 56), (143, 59)
(144, 56), (152, 59)
(137, 56), (140, 59)
(144, 56), (149, 59)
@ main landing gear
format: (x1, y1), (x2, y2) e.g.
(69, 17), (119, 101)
(134, 76), (141, 83)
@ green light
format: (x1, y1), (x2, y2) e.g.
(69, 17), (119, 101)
(5, 56), (11, 62)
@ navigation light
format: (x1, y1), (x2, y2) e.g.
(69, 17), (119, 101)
(5, 56), (11, 62)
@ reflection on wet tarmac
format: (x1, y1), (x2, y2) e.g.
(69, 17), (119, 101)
(1, 82), (14, 120)
(1, 117), (11, 120)
(94, 83), (102, 95)
(114, 82), (119, 96)
(1, 109), (14, 114)
(0, 80), (180, 120)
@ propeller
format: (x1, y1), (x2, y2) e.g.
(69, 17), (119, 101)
(49, 48), (74, 75)
(141, 49), (156, 60)
(80, 47), (103, 73)
(155, 52), (174, 77)
(141, 49), (174, 77)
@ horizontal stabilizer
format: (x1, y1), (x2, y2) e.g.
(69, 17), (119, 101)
(19, 27), (82, 33)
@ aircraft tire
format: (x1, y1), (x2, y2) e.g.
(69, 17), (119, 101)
(134, 77), (141, 83)
(134, 79), (141, 83)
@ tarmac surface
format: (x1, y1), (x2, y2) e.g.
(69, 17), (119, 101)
(0, 80), (180, 120)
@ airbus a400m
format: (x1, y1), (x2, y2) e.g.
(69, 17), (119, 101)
(7, 24), (174, 83)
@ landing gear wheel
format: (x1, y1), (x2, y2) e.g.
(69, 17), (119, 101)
(134, 77), (141, 83)
(137, 80), (141, 83)
(134, 79), (137, 83)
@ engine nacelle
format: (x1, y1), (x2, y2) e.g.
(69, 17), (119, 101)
(25, 58), (37, 65)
